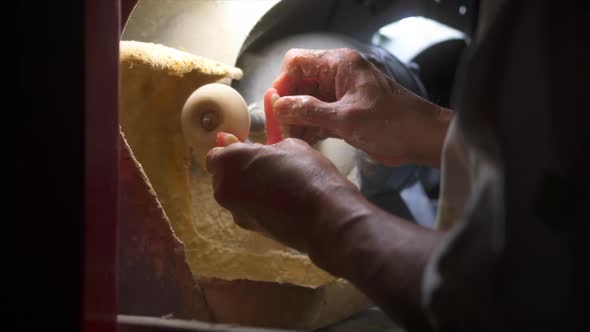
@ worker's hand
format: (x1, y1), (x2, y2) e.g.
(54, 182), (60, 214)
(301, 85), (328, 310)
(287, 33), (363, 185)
(208, 135), (445, 332)
(269, 48), (453, 167)
(206, 137), (364, 253)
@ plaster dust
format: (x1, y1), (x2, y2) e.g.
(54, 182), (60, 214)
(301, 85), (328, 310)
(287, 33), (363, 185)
(119, 40), (334, 288)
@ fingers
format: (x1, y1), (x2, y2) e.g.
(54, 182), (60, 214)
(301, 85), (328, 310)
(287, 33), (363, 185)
(207, 130), (246, 174)
(269, 48), (368, 143)
(206, 142), (259, 215)
(205, 141), (250, 175)
(273, 95), (342, 133)
(216, 131), (240, 147)
(272, 49), (340, 101)
(205, 142), (272, 237)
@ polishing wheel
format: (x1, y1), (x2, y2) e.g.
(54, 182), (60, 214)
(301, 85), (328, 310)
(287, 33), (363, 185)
(181, 83), (251, 160)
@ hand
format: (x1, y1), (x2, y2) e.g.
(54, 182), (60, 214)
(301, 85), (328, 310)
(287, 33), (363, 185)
(268, 48), (453, 167)
(208, 137), (445, 332)
(205, 137), (363, 253)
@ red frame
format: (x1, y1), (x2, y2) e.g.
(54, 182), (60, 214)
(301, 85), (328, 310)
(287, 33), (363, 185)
(83, 1), (138, 331)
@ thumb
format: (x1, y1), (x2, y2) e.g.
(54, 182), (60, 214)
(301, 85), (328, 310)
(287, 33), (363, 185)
(216, 131), (240, 147)
(273, 95), (340, 132)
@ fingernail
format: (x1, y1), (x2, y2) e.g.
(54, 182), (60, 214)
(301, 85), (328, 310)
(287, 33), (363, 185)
(224, 133), (239, 146)
(216, 131), (239, 147)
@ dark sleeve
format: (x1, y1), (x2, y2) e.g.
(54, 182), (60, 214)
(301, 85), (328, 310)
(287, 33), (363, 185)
(421, 1), (587, 331)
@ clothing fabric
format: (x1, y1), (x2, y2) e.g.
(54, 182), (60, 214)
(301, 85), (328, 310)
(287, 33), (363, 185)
(423, 1), (586, 330)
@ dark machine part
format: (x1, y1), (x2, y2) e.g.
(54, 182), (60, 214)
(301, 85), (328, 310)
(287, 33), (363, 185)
(412, 38), (468, 109)
(238, 0), (478, 60)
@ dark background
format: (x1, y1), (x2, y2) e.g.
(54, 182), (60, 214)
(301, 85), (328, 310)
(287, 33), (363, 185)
(19, 0), (86, 330)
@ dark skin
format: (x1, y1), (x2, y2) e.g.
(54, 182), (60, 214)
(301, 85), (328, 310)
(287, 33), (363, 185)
(206, 48), (453, 331)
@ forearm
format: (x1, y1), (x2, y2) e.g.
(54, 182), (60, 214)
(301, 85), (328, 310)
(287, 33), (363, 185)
(309, 188), (445, 331)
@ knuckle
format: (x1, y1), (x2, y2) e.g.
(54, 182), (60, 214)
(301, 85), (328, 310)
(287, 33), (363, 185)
(283, 137), (312, 152)
(281, 137), (304, 147)
(348, 51), (366, 65)
(340, 49), (369, 69)
(221, 143), (258, 163)
(285, 48), (300, 59)
(284, 48), (305, 65)
(338, 48), (361, 60)
(331, 49), (369, 72)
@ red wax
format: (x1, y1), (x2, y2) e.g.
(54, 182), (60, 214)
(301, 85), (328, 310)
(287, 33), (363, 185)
(264, 88), (283, 145)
